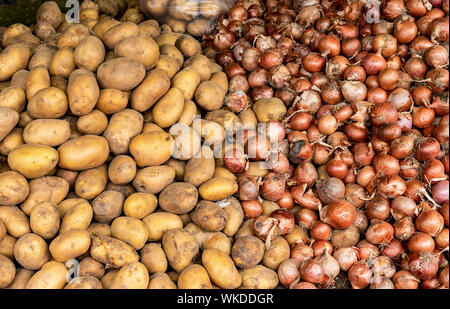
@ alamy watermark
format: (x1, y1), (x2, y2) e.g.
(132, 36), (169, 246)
(65, 0), (80, 23)
(365, 0), (381, 24)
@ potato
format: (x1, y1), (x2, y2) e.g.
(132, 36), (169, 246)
(155, 32), (181, 46)
(14, 233), (50, 270)
(92, 190), (124, 223)
(27, 87), (68, 119)
(49, 230), (91, 262)
(183, 55), (211, 82)
(67, 71), (100, 116)
(187, 18), (209, 37)
(28, 45), (56, 71)
(0, 44), (32, 82)
(123, 193), (157, 219)
(235, 219), (254, 240)
(104, 109), (143, 155)
(0, 206), (30, 238)
(0, 107), (19, 142)
(25, 66), (50, 100)
(18, 111), (32, 128)
(159, 44), (184, 66)
(7, 144), (58, 179)
(0, 254), (15, 288)
(191, 201), (228, 232)
(23, 119), (71, 147)
(36, 1), (62, 29)
(175, 35), (202, 58)
(284, 225), (309, 246)
(148, 272), (177, 289)
(141, 0), (169, 17)
(247, 161), (268, 178)
(102, 22), (139, 50)
(58, 135), (110, 171)
(262, 236), (290, 270)
(213, 167), (236, 180)
(178, 264), (212, 289)
(0, 128), (24, 156)
(141, 243), (167, 274)
(90, 236), (139, 268)
(130, 131), (174, 167)
(22, 176), (69, 215)
(178, 100), (197, 126)
(106, 155), (136, 185)
(10, 70), (29, 90)
(29, 202), (60, 239)
(166, 17), (186, 33)
(195, 81), (225, 111)
(5, 268), (34, 289)
(203, 232), (231, 255)
(220, 197), (244, 237)
(199, 177), (238, 201)
(159, 182), (198, 214)
(97, 57), (146, 91)
(231, 235), (265, 269)
(209, 72), (228, 92)
(60, 200), (93, 234)
(133, 165), (175, 194)
(166, 158), (185, 181)
(205, 110), (242, 133)
(202, 249), (242, 289)
(171, 68), (201, 100)
(262, 200), (280, 216)
(239, 109), (258, 130)
(51, 76), (67, 92)
(170, 125), (201, 160)
(156, 55), (182, 78)
(115, 35), (159, 70)
(79, 257), (105, 279)
(25, 261), (67, 289)
(0, 234), (16, 259)
(57, 24), (89, 49)
(65, 276), (102, 289)
(143, 212), (183, 242)
(110, 262), (149, 289)
(0, 87), (26, 113)
(138, 19), (160, 37)
(111, 217), (148, 250)
(77, 110), (108, 135)
(0, 171), (29, 205)
(253, 98), (287, 123)
(74, 165), (107, 200)
(87, 223), (111, 238)
(241, 265), (279, 289)
(208, 62), (223, 73)
(184, 146), (215, 186)
(92, 17), (120, 39)
(162, 228), (199, 273)
(57, 198), (87, 217)
(0, 219), (5, 241)
(49, 48), (76, 78)
(97, 89), (129, 115)
(131, 68), (170, 112)
(74, 35), (105, 72)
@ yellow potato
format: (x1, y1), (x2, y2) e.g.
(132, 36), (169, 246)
(0, 107), (20, 142)
(141, 243), (168, 274)
(49, 48), (76, 78)
(123, 193), (157, 219)
(67, 71), (100, 116)
(96, 88), (129, 115)
(143, 212), (183, 241)
(239, 108), (258, 130)
(25, 66), (50, 100)
(14, 233), (50, 270)
(0, 128), (24, 156)
(178, 264), (212, 289)
(25, 261), (67, 289)
(166, 158), (186, 181)
(155, 55), (182, 78)
(59, 200), (93, 234)
(191, 200), (228, 232)
(183, 55), (211, 82)
(0, 171), (29, 206)
(166, 17), (186, 33)
(205, 110), (242, 134)
(148, 272), (177, 289)
(186, 18), (209, 37)
(209, 72), (228, 92)
(203, 232), (232, 255)
(170, 125), (201, 160)
(97, 57), (146, 91)
(10, 70), (29, 90)
(171, 68), (201, 100)
(8, 144), (58, 179)
(0, 234), (16, 259)
(29, 202), (60, 239)
(162, 228), (199, 273)
(262, 236), (290, 270)
(102, 22), (139, 50)
(87, 223), (111, 238)
(0, 44), (32, 82)
(77, 110), (108, 135)
(0, 87), (26, 113)
(110, 262), (149, 289)
(28, 44), (57, 71)
(111, 217), (148, 250)
(184, 146), (216, 186)
(5, 268), (34, 289)
(108, 155), (137, 185)
(0, 254), (16, 288)
(27, 87), (68, 119)
(213, 167), (236, 180)
(90, 236), (139, 268)
(0, 206), (30, 238)
(159, 182), (198, 214)
(199, 177), (238, 201)
(115, 35), (159, 70)
(177, 99), (197, 126)
(241, 265), (279, 289)
(23, 119), (71, 147)
(92, 190), (124, 224)
(131, 68), (170, 112)
(159, 44), (184, 66)
(202, 249), (242, 289)
(65, 276), (103, 289)
(22, 176), (69, 215)
(133, 165), (175, 194)
(284, 225), (309, 246)
(0, 220), (5, 241)
(58, 135), (110, 171)
(130, 131), (174, 167)
(195, 81), (225, 111)
(79, 257), (105, 279)
(57, 23), (89, 49)
(49, 230), (91, 262)
(253, 98), (287, 122)
(104, 109), (143, 155)
(74, 35), (105, 72)
(50, 76), (67, 92)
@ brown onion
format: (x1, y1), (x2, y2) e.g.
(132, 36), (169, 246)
(366, 219), (394, 245)
(394, 216), (416, 241)
(393, 270), (420, 289)
(299, 259), (325, 284)
(409, 252), (439, 280)
(408, 232), (436, 253)
(348, 262), (373, 289)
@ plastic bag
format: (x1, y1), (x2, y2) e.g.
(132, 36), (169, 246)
(140, 0), (237, 36)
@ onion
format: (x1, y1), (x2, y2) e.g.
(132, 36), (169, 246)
(316, 178), (345, 204)
(370, 277), (395, 289)
(315, 252), (340, 282)
(291, 244), (314, 262)
(294, 161), (317, 187)
(261, 173), (285, 202)
(214, 30), (236, 50)
(333, 247), (358, 271)
(408, 232), (436, 253)
(373, 153), (400, 176)
(252, 215), (280, 241)
(393, 270), (420, 289)
(394, 216), (416, 241)
(259, 49), (283, 69)
(278, 259), (300, 288)
(415, 137), (440, 161)
(409, 251), (439, 280)
(348, 262), (373, 289)
(341, 81), (367, 104)
(237, 174), (259, 201)
(366, 195), (391, 221)
(366, 219), (394, 245)
(381, 239), (405, 260)
(432, 180), (449, 204)
(323, 200), (355, 230)
(299, 259), (325, 284)
(241, 200), (263, 218)
(242, 48), (261, 71)
(269, 209), (294, 235)
(371, 256), (396, 279)
(326, 152), (349, 180)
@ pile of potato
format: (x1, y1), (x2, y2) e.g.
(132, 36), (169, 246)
(0, 0), (288, 289)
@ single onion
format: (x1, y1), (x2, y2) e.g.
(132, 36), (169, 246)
(366, 219), (394, 245)
(409, 252), (439, 280)
(278, 259), (300, 288)
(299, 259), (325, 284)
(348, 262), (373, 289)
(333, 247), (358, 271)
(392, 270), (420, 289)
(270, 208), (294, 235)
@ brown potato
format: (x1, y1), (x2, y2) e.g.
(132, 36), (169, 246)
(50, 76), (67, 92)
(143, 212), (183, 242)
(284, 225), (309, 247)
(90, 236), (139, 268)
(202, 249), (242, 289)
(5, 268), (34, 289)
(49, 48), (76, 78)
(184, 146), (215, 186)
(79, 257), (105, 279)
(65, 276), (103, 289)
(205, 110), (242, 134)
(131, 68), (170, 112)
(0, 220), (5, 241)
(0, 128), (24, 156)
(10, 70), (29, 90)
(159, 182), (198, 214)
(0, 44), (32, 82)
(191, 200), (228, 232)
(159, 44), (184, 66)
(96, 89), (129, 115)
(57, 24), (89, 49)
(239, 108), (258, 130)
(0, 87), (26, 113)
(25, 261), (67, 289)
(198, 177), (238, 201)
(155, 55), (182, 78)
(102, 22), (139, 50)
(29, 202), (60, 239)
(14, 233), (50, 270)
(115, 35), (159, 70)
(74, 35), (105, 72)
(76, 110), (108, 135)
(49, 229), (91, 262)
(166, 17), (186, 33)
(213, 167), (236, 180)
(195, 81), (225, 111)
(104, 109), (143, 155)
(67, 70), (100, 116)
(253, 98), (287, 122)
(110, 262), (149, 289)
(111, 217), (148, 250)
(133, 165), (175, 194)
(166, 158), (186, 181)
(209, 72), (228, 92)
(22, 176), (69, 215)
(0, 206), (30, 238)
(148, 272), (177, 289)
(92, 190), (124, 224)
(23, 119), (71, 146)
(8, 144), (58, 179)
(129, 131), (174, 167)
(108, 155), (137, 185)
(141, 243), (167, 274)
(87, 223), (111, 238)
(138, 19), (161, 38)
(59, 200), (93, 234)
(0, 235), (16, 259)
(178, 264), (212, 289)
(74, 165), (108, 200)
(0, 254), (16, 288)
(241, 265), (279, 289)
(0, 171), (29, 205)
(203, 232), (232, 255)
(25, 66), (50, 100)
(27, 87), (68, 119)
(162, 228), (199, 273)
(232, 235), (265, 269)
(123, 193), (157, 219)
(58, 135), (110, 171)
(186, 18), (209, 37)
(183, 55), (211, 82)
(177, 99), (197, 126)
(97, 57), (146, 91)
(36, 1), (62, 28)
(262, 236), (290, 270)
(0, 107), (19, 142)
(28, 45), (56, 71)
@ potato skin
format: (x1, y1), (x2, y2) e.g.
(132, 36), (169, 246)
(152, 87), (185, 128)
(96, 89), (129, 115)
(102, 22), (139, 50)
(198, 177), (239, 201)
(133, 165), (175, 194)
(195, 81), (225, 111)
(49, 230), (91, 262)
(115, 35), (159, 70)
(123, 192), (157, 219)
(178, 264), (212, 289)
(92, 190), (124, 224)
(184, 146), (215, 187)
(57, 24), (89, 49)
(162, 228), (199, 273)
(143, 212), (183, 241)
(171, 68), (201, 100)
(0, 220), (5, 241)
(0, 87), (26, 113)
(203, 232), (231, 255)
(202, 249), (242, 289)
(262, 236), (290, 270)
(27, 87), (68, 119)
(14, 233), (50, 270)
(110, 262), (149, 289)
(8, 144), (58, 179)
(59, 200), (93, 234)
(65, 276), (103, 289)
(108, 155), (137, 185)
(0, 254), (16, 288)
(67, 71), (100, 116)
(0, 107), (20, 142)
(241, 265), (279, 289)
(5, 268), (34, 289)
(111, 217), (148, 250)
(25, 261), (67, 289)
(104, 109), (143, 155)
(97, 57), (146, 91)
(141, 243), (167, 274)
(23, 119), (71, 147)
(79, 257), (105, 279)
(170, 125), (201, 160)
(253, 98), (287, 123)
(148, 272), (177, 289)
(58, 135), (110, 171)
(77, 110), (108, 135)
(129, 131), (174, 167)
(191, 201), (228, 232)
(159, 182), (198, 214)
(22, 176), (69, 215)
(131, 69), (171, 112)
(0, 44), (32, 82)
(0, 128), (24, 156)
(231, 235), (265, 269)
(0, 206), (31, 238)
(74, 35), (106, 72)
(30, 202), (60, 240)
(49, 48), (76, 78)
(90, 236), (139, 268)
(0, 171), (29, 205)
